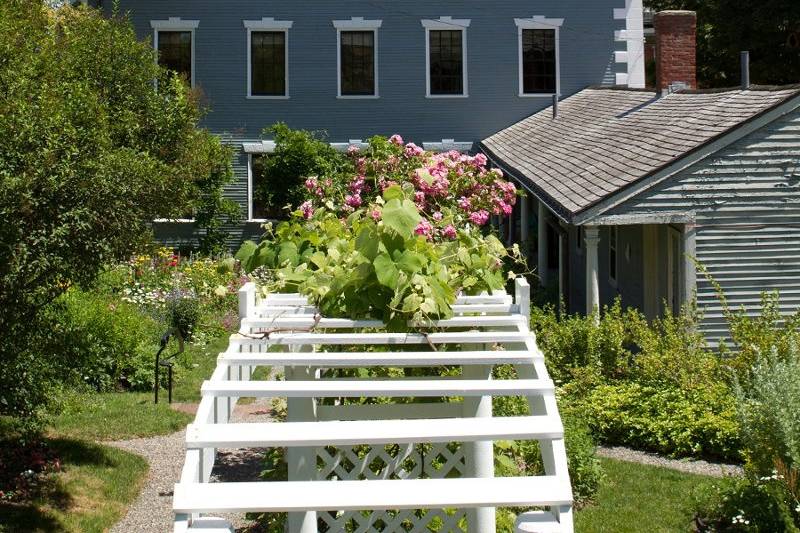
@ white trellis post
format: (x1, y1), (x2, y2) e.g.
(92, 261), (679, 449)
(286, 357), (318, 533)
(462, 361), (495, 531)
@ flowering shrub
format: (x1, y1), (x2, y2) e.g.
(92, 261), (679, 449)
(299, 135), (518, 241)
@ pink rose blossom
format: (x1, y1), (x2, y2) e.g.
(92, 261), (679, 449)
(469, 210), (490, 226)
(345, 194), (362, 208)
(389, 134), (404, 146)
(404, 142), (424, 158)
(473, 153), (488, 168)
(415, 219), (434, 239)
(300, 201), (314, 220)
(371, 209), (382, 221)
(347, 145), (361, 155)
(442, 225), (457, 239)
(432, 212), (443, 221)
(458, 197), (472, 210)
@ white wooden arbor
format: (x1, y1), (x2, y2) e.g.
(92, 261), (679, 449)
(173, 278), (574, 533)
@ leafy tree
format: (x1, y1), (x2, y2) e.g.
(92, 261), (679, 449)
(645, 0), (800, 87)
(0, 1), (235, 422)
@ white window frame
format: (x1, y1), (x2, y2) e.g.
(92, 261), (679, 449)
(421, 17), (470, 99)
(515, 16), (563, 98)
(245, 142), (277, 222)
(333, 18), (382, 99)
(244, 18), (293, 100)
(150, 17), (199, 88)
(609, 226), (619, 286)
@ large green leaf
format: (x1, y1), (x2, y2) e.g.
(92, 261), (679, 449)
(374, 253), (399, 289)
(396, 250), (426, 274)
(382, 199), (420, 237)
(355, 225), (380, 261)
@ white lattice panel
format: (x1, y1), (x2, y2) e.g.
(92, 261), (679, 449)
(318, 443), (467, 531)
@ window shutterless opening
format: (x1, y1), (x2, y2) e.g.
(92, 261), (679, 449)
(250, 31), (287, 97)
(515, 17), (563, 97)
(422, 17), (470, 98)
(151, 18), (199, 88)
(339, 31), (377, 97)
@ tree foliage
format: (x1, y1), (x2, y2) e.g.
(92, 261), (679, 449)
(645, 0), (800, 87)
(0, 1), (235, 421)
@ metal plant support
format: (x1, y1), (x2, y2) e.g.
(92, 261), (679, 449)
(155, 328), (184, 404)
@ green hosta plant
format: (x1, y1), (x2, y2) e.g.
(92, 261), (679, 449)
(236, 186), (515, 330)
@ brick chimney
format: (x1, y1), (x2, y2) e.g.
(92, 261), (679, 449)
(654, 11), (697, 93)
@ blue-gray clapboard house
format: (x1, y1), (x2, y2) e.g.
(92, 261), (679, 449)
(91, 0), (647, 246)
(483, 11), (800, 345)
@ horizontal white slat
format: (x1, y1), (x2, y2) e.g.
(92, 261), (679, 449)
(256, 304), (518, 316)
(258, 293), (513, 306)
(185, 415), (562, 448)
(201, 378), (553, 398)
(229, 331), (532, 347)
(173, 476), (572, 513)
(242, 314), (526, 331)
(220, 350), (538, 367)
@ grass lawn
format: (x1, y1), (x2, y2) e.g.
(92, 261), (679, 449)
(50, 392), (192, 442)
(0, 437), (148, 533)
(575, 458), (714, 532)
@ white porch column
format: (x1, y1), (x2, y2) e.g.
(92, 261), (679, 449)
(683, 224), (697, 305)
(537, 201), (549, 286)
(558, 230), (566, 303)
(584, 226), (601, 323)
(520, 194), (530, 255)
(462, 362), (496, 532)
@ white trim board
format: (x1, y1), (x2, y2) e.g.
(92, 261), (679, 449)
(422, 17), (470, 99)
(515, 17), (563, 98)
(613, 0), (646, 88)
(333, 18), (382, 99)
(151, 18), (199, 88)
(244, 18), (292, 100)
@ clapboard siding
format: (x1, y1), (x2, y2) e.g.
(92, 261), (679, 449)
(152, 139), (266, 251)
(606, 108), (800, 345)
(110, 0), (623, 142)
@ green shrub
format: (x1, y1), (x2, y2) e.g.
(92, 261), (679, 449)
(563, 381), (740, 461)
(530, 301), (645, 384)
(43, 289), (162, 392)
(255, 123), (351, 218)
(735, 346), (800, 477)
(0, 2), (236, 422)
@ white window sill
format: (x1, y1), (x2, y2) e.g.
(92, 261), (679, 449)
(153, 219), (195, 223)
(337, 95), (379, 99)
(426, 94), (469, 99)
(247, 219), (270, 223)
(247, 95), (290, 100)
(519, 92), (559, 98)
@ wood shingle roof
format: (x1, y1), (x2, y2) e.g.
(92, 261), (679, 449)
(481, 86), (800, 221)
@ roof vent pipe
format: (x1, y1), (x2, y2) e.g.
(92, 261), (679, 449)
(552, 94), (559, 119)
(741, 51), (750, 90)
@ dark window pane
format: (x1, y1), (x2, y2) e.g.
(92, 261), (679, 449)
(429, 30), (463, 95)
(522, 29), (557, 94)
(251, 155), (269, 220)
(340, 31), (375, 96)
(158, 31), (192, 83)
(252, 31), (286, 96)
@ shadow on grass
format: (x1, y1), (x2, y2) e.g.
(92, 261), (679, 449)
(0, 436), (128, 533)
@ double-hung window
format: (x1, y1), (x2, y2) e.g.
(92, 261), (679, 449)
(515, 17), (563, 97)
(334, 18), (382, 98)
(422, 17), (470, 98)
(151, 18), (199, 87)
(245, 18), (292, 99)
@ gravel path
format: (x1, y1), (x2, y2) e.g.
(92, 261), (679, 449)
(597, 445), (744, 478)
(109, 399), (275, 533)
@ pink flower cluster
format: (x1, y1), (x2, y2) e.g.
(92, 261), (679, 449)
(295, 133), (519, 240)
